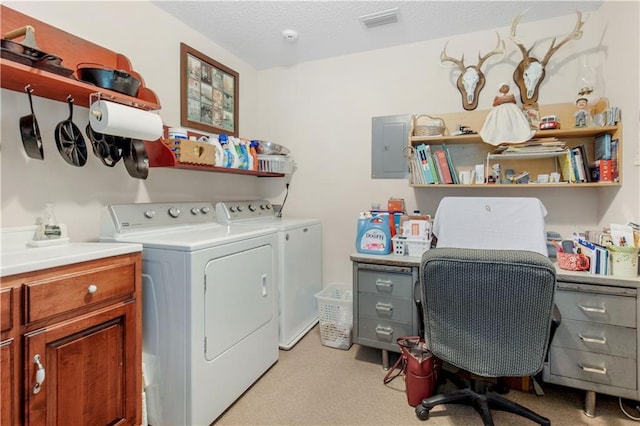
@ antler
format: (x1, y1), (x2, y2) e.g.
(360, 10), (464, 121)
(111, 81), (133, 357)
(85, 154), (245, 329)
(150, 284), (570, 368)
(477, 32), (505, 69)
(440, 42), (466, 72)
(510, 13), (534, 67)
(541, 11), (585, 66)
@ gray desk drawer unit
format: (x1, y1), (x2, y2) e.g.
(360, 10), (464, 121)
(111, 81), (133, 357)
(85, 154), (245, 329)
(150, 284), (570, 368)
(351, 257), (421, 369)
(543, 278), (640, 417)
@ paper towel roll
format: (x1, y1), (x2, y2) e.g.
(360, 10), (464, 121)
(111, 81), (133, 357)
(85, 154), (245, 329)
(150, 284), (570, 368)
(89, 100), (163, 141)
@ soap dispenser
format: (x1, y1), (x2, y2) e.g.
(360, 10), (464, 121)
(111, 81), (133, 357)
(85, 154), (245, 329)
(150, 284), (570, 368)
(34, 203), (61, 240)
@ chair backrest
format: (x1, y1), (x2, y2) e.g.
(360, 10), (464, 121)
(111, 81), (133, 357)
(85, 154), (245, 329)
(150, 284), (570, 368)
(421, 248), (556, 378)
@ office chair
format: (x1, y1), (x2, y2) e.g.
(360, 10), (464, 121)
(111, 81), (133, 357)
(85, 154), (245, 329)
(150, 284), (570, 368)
(415, 247), (557, 426)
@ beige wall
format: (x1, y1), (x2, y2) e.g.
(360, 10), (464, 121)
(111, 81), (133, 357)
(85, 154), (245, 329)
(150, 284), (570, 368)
(257, 2), (639, 285)
(1, 1), (638, 287)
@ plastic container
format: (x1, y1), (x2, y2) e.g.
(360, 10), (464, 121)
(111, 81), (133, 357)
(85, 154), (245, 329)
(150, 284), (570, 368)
(356, 214), (392, 255)
(257, 154), (294, 174)
(609, 246), (639, 277)
(392, 236), (431, 257)
(315, 284), (353, 350)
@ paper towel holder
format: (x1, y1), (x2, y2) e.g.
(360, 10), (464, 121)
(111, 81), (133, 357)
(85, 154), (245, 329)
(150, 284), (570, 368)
(89, 92), (156, 113)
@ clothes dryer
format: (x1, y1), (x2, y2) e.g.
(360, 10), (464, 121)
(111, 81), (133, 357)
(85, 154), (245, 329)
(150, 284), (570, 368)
(101, 202), (278, 425)
(216, 200), (322, 349)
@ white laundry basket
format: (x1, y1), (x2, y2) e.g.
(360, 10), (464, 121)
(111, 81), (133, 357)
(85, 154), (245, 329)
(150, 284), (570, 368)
(315, 284), (353, 350)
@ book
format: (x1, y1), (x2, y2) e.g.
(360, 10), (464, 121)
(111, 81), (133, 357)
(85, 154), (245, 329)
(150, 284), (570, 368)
(594, 133), (612, 160)
(432, 152), (444, 183)
(416, 144), (435, 184)
(441, 144), (459, 184)
(427, 154), (439, 183)
(592, 159), (613, 182)
(434, 150), (453, 184)
(571, 147), (586, 182)
(611, 139), (619, 181)
(560, 151), (576, 183)
(577, 145), (591, 182)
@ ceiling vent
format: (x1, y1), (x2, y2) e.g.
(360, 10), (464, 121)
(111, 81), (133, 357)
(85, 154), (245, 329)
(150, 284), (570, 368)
(360, 8), (399, 29)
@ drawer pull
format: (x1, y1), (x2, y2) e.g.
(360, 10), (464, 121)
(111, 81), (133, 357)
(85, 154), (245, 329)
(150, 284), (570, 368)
(375, 302), (393, 314)
(87, 284), (98, 294)
(578, 304), (606, 314)
(375, 326), (394, 339)
(32, 354), (45, 394)
(579, 364), (607, 375)
(578, 334), (607, 345)
(375, 279), (393, 291)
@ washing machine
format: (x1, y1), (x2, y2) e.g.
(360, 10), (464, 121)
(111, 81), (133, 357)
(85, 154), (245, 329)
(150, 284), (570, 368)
(100, 202), (278, 425)
(216, 200), (322, 350)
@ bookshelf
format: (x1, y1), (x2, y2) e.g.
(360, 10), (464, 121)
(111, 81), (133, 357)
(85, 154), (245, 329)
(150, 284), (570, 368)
(409, 102), (621, 188)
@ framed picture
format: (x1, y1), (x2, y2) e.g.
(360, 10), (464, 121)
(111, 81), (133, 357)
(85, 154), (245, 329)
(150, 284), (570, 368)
(180, 42), (238, 136)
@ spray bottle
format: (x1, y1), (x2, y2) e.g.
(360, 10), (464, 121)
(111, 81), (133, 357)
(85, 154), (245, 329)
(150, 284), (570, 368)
(219, 134), (233, 168)
(249, 140), (260, 171)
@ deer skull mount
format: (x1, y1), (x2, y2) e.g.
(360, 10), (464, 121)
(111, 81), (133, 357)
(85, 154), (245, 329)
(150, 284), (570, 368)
(440, 33), (505, 111)
(511, 11), (585, 105)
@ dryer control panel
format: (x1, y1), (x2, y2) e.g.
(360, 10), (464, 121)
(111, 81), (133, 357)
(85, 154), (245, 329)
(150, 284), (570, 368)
(216, 200), (275, 223)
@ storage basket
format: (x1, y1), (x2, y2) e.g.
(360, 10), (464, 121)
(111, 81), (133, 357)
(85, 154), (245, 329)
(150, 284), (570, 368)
(392, 236), (431, 257)
(413, 114), (448, 137)
(257, 154), (294, 174)
(162, 138), (215, 165)
(315, 284), (353, 349)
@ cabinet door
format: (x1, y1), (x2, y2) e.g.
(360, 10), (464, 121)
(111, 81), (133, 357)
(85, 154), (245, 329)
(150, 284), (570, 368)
(24, 301), (139, 426)
(1, 339), (16, 426)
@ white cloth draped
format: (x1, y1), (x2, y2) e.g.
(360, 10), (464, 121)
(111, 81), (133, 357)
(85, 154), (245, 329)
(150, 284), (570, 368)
(432, 197), (549, 256)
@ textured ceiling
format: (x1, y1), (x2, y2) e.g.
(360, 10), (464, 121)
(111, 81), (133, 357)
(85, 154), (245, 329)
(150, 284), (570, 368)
(153, 1), (603, 70)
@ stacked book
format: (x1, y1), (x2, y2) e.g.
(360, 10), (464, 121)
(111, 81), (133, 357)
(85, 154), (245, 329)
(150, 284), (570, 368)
(492, 138), (566, 154)
(411, 143), (459, 184)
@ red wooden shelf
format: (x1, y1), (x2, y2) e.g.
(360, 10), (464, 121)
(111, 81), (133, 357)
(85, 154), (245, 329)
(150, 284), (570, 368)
(144, 141), (285, 177)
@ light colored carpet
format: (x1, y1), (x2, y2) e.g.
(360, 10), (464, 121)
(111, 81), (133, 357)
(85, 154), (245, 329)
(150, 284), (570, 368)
(215, 326), (637, 425)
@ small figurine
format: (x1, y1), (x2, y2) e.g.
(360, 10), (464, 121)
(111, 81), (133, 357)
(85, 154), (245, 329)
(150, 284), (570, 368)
(574, 97), (591, 127)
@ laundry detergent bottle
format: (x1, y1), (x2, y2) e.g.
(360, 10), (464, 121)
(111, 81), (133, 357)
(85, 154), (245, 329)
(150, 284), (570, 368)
(210, 134), (225, 167)
(219, 134), (233, 168)
(356, 214), (391, 255)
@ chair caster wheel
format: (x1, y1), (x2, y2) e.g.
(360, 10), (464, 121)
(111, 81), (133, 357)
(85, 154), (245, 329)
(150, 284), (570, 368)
(415, 405), (430, 421)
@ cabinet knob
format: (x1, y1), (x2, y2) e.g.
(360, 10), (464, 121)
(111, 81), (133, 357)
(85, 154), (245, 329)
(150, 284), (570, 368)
(87, 284), (98, 294)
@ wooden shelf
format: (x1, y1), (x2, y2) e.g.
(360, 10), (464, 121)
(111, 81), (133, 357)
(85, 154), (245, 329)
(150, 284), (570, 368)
(1, 59), (160, 110)
(410, 182), (621, 188)
(408, 102), (623, 188)
(0, 5), (160, 109)
(143, 141), (285, 177)
(411, 125), (619, 145)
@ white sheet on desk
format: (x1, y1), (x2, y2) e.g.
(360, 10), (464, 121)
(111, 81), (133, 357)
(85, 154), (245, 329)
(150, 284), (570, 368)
(432, 197), (548, 256)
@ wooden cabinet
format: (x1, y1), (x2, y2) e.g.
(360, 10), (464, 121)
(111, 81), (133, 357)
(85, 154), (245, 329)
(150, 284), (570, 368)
(409, 102), (622, 188)
(0, 252), (141, 425)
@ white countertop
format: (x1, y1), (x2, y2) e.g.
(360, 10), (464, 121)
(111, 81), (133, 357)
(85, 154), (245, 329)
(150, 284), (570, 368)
(1, 226), (142, 277)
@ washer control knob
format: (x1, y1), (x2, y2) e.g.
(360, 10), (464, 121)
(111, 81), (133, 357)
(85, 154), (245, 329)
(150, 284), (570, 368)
(168, 207), (181, 218)
(144, 209), (156, 219)
(248, 204), (257, 212)
(237, 206), (244, 212)
(201, 206), (211, 214)
(260, 205), (266, 210)
(265, 204), (272, 210)
(229, 206), (236, 213)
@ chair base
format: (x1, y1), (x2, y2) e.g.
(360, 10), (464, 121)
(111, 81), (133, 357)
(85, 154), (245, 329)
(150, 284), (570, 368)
(415, 379), (550, 426)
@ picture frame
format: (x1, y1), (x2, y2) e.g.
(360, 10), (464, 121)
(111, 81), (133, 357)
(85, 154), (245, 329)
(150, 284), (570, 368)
(180, 42), (239, 137)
